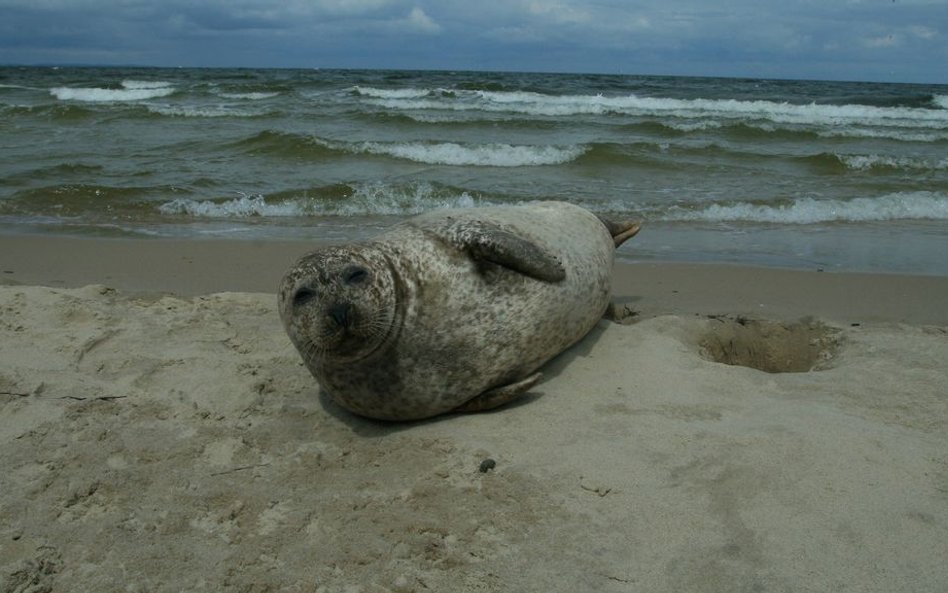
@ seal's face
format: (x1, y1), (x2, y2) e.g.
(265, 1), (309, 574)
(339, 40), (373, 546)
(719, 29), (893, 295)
(278, 246), (398, 364)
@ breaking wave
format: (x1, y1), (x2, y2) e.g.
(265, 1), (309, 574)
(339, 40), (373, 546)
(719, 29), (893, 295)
(836, 154), (948, 172)
(157, 183), (495, 218)
(217, 91), (280, 100)
(348, 140), (585, 166)
(146, 104), (272, 118)
(50, 80), (175, 102)
(665, 192), (948, 224)
(354, 86), (948, 132)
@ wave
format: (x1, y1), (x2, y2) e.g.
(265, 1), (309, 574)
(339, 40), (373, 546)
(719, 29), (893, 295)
(816, 127), (948, 143)
(934, 95), (948, 109)
(353, 86), (948, 130)
(156, 189), (948, 224)
(51, 80), (175, 102)
(157, 183), (494, 218)
(349, 140), (585, 167)
(664, 192), (948, 224)
(2, 103), (97, 120)
(230, 130), (340, 158)
(227, 131), (584, 166)
(217, 91), (280, 100)
(146, 104), (274, 118)
(121, 80), (174, 90)
(4, 183), (187, 217)
(798, 152), (948, 173)
(836, 154), (948, 172)
(0, 83), (42, 91)
(352, 86), (436, 99)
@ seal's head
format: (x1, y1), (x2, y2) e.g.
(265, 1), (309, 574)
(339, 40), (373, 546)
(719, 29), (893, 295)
(278, 246), (398, 364)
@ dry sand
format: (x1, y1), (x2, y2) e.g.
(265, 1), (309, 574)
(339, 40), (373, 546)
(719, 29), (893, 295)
(1, 235), (947, 592)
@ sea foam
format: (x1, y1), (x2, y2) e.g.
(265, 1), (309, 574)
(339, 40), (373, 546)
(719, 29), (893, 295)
(839, 154), (948, 172)
(146, 104), (266, 118)
(353, 141), (586, 167)
(51, 80), (175, 102)
(356, 86), (948, 130)
(352, 86), (435, 99)
(666, 192), (948, 224)
(217, 92), (280, 100)
(158, 184), (489, 218)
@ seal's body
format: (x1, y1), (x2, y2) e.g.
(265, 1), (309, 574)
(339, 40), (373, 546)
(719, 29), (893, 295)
(279, 201), (639, 420)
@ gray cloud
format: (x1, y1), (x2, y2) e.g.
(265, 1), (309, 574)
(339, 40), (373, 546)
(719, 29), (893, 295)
(0, 0), (944, 82)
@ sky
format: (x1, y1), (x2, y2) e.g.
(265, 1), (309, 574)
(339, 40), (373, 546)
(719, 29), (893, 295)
(0, 0), (946, 84)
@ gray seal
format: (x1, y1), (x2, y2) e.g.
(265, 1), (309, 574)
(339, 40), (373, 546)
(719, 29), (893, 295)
(278, 201), (640, 421)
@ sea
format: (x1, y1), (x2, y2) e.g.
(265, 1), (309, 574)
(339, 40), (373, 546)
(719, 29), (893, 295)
(2, 66), (947, 274)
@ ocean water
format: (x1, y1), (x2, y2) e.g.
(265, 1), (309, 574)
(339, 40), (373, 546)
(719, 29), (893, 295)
(2, 66), (947, 274)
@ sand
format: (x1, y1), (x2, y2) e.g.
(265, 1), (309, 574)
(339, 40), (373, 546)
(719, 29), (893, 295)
(1, 235), (947, 592)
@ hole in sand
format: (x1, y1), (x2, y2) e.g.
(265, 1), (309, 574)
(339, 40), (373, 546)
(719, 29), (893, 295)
(698, 316), (840, 373)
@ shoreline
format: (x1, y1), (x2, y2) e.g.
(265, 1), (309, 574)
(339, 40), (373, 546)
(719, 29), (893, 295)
(2, 233), (947, 325)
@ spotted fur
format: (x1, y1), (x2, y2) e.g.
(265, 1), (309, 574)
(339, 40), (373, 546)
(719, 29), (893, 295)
(278, 201), (637, 420)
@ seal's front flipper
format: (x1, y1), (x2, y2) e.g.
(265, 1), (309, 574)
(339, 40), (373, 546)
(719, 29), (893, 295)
(597, 216), (641, 248)
(453, 372), (543, 414)
(455, 223), (566, 282)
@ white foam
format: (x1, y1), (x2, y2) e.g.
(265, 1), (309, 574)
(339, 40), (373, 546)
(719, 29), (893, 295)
(321, 183), (484, 215)
(665, 120), (725, 132)
(818, 127), (948, 142)
(51, 83), (175, 102)
(121, 80), (174, 90)
(157, 184), (492, 218)
(159, 194), (301, 217)
(218, 92), (280, 100)
(839, 154), (948, 171)
(352, 86), (435, 99)
(665, 192), (948, 224)
(146, 104), (263, 118)
(354, 140), (586, 166)
(934, 94), (948, 109)
(358, 87), (948, 130)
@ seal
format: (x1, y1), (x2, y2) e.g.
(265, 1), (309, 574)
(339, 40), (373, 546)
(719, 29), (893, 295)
(278, 201), (640, 420)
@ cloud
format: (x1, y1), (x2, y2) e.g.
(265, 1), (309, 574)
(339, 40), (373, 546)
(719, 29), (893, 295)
(405, 6), (441, 33)
(866, 34), (899, 48)
(317, 0), (393, 16)
(908, 25), (936, 39)
(0, 0), (944, 82)
(527, 1), (591, 25)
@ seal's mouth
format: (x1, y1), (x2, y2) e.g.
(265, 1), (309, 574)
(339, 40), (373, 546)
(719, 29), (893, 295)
(291, 301), (396, 365)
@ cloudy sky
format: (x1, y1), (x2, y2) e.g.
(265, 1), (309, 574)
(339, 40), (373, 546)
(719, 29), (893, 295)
(1, 0), (945, 83)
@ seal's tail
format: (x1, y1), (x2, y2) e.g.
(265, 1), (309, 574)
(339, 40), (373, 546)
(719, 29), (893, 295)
(598, 216), (642, 248)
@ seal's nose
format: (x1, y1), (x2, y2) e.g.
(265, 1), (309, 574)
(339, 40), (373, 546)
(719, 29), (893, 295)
(328, 302), (353, 328)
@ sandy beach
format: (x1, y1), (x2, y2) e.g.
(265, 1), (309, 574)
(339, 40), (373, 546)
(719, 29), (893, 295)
(1, 234), (947, 592)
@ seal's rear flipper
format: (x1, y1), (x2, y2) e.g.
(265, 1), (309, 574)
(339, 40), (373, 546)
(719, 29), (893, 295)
(453, 372), (542, 413)
(597, 216), (641, 248)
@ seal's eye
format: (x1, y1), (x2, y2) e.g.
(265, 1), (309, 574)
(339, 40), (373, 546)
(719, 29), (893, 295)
(293, 287), (317, 308)
(344, 266), (369, 285)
